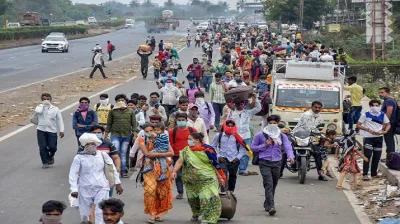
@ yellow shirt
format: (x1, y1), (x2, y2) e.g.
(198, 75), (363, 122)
(344, 83), (363, 107)
(94, 104), (112, 124)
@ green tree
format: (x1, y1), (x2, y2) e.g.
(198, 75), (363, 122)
(129, 0), (140, 8)
(142, 0), (155, 8)
(0, 0), (9, 15)
(164, 0), (174, 7)
(190, 0), (202, 7)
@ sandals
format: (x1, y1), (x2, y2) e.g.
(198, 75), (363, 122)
(326, 172), (334, 178)
(336, 186), (348, 191)
(155, 217), (163, 222)
(190, 215), (199, 221)
(148, 218), (155, 224)
(248, 171), (259, 175)
(176, 194), (184, 199)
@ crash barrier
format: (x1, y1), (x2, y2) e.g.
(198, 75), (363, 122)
(346, 65), (400, 84)
(0, 26), (88, 41)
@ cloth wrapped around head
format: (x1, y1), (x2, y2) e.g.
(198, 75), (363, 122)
(79, 133), (102, 147)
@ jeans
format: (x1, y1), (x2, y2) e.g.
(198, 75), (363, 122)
(203, 76), (213, 92)
(384, 122), (396, 159)
(212, 102), (225, 129)
(141, 65), (148, 78)
(220, 159), (239, 192)
(37, 130), (58, 165)
(173, 69), (178, 77)
(259, 160), (281, 210)
(348, 106), (362, 129)
(162, 104), (176, 117)
(154, 69), (160, 79)
(108, 51), (113, 61)
(239, 138), (251, 173)
(89, 65), (106, 78)
(111, 136), (131, 174)
(187, 40), (191, 47)
(173, 156), (184, 194)
(363, 148), (382, 177)
(195, 40), (200, 47)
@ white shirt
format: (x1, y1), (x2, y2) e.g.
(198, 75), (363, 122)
(136, 111), (146, 128)
(309, 50), (321, 59)
(69, 152), (121, 197)
(160, 86), (182, 105)
(228, 100), (262, 139)
(35, 104), (64, 133)
(358, 111), (389, 138)
(187, 117), (209, 144)
(145, 105), (168, 122)
(94, 53), (103, 65)
(320, 53), (334, 62)
(293, 110), (321, 132)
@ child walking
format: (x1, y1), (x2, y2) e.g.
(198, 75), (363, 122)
(142, 123), (169, 182)
(322, 130), (339, 178)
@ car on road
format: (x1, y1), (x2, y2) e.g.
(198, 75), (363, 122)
(7, 22), (20, 28)
(196, 22), (210, 31)
(125, 19), (135, 28)
(41, 35), (69, 53)
(289, 24), (298, 31)
(257, 21), (268, 30)
(48, 32), (66, 37)
(88, 17), (97, 25)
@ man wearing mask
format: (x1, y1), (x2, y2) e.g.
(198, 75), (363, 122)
(186, 78), (201, 104)
(187, 58), (203, 88)
(168, 113), (197, 199)
(202, 59), (215, 93)
(160, 78), (182, 116)
(40, 200), (66, 224)
(73, 97), (98, 147)
(378, 87), (398, 160)
(215, 59), (231, 75)
(195, 33), (201, 47)
(228, 95), (262, 176)
(356, 100), (390, 181)
(293, 101), (326, 180)
(210, 73), (228, 132)
(168, 97), (189, 129)
(344, 76), (363, 131)
(167, 55), (181, 77)
(34, 93), (64, 169)
(146, 92), (168, 122)
(105, 94), (138, 178)
(195, 91), (215, 134)
(137, 47), (153, 79)
(94, 93), (114, 128)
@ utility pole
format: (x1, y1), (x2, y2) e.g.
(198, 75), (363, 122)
(372, 1), (376, 61)
(381, 0), (386, 60)
(299, 0), (304, 30)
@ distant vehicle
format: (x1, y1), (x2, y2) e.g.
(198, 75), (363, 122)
(48, 32), (66, 37)
(289, 24), (298, 31)
(41, 18), (51, 26)
(110, 17), (118, 21)
(162, 10), (174, 19)
(88, 17), (97, 25)
(197, 22), (210, 31)
(76, 20), (86, 25)
(41, 35), (69, 53)
(19, 12), (41, 26)
(238, 22), (246, 29)
(7, 22), (20, 28)
(257, 21), (268, 30)
(125, 19), (135, 28)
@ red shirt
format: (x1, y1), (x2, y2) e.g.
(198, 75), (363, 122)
(168, 127), (197, 156)
(107, 43), (112, 52)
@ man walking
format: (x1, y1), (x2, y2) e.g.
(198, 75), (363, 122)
(344, 76), (363, 131)
(210, 73), (228, 131)
(379, 87), (398, 160)
(137, 47), (153, 79)
(186, 34), (192, 47)
(90, 49), (108, 79)
(160, 78), (182, 116)
(194, 91), (215, 134)
(34, 93), (64, 169)
(107, 40), (114, 61)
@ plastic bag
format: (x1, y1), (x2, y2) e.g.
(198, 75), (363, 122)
(379, 218), (400, 224)
(68, 193), (79, 208)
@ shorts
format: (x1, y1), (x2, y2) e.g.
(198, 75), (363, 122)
(363, 137), (383, 151)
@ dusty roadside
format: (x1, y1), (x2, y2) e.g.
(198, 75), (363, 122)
(0, 36), (186, 131)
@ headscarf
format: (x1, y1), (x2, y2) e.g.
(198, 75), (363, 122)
(190, 144), (227, 182)
(39, 215), (62, 224)
(222, 121), (253, 156)
(113, 101), (127, 110)
(78, 133), (102, 155)
(263, 124), (282, 145)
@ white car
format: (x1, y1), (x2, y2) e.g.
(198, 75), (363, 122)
(7, 22), (20, 28)
(41, 35), (69, 53)
(76, 20), (86, 25)
(289, 24), (298, 31)
(125, 19), (135, 28)
(257, 21), (268, 30)
(88, 17), (97, 25)
(48, 32), (66, 37)
(197, 22), (210, 31)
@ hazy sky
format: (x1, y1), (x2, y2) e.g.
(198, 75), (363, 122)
(72, 0), (188, 5)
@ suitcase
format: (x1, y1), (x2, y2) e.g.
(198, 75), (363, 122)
(224, 86), (253, 103)
(387, 152), (400, 171)
(220, 191), (237, 220)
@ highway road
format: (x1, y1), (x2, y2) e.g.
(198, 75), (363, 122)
(0, 21), (190, 93)
(0, 44), (367, 223)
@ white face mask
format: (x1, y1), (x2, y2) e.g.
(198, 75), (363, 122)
(42, 100), (51, 106)
(371, 106), (381, 113)
(165, 83), (173, 88)
(218, 63), (223, 66)
(100, 98), (109, 106)
(195, 98), (205, 105)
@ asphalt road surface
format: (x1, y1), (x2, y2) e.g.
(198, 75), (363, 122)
(0, 36), (363, 224)
(0, 21), (190, 93)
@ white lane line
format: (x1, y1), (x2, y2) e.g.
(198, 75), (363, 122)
(34, 64), (40, 66)
(50, 60), (56, 63)
(9, 56), (16, 59)
(23, 54), (28, 56)
(0, 46), (187, 143)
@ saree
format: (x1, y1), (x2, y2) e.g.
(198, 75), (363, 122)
(142, 140), (173, 217)
(179, 146), (222, 223)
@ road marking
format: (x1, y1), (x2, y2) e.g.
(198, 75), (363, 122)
(0, 46), (187, 143)
(50, 60), (56, 63)
(23, 54), (28, 56)
(34, 64), (40, 66)
(9, 56), (15, 59)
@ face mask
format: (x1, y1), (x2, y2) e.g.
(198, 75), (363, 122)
(176, 121), (187, 127)
(99, 99), (109, 106)
(379, 95), (385, 100)
(78, 104), (89, 112)
(40, 214), (62, 224)
(268, 124), (278, 128)
(189, 83), (196, 89)
(167, 74), (173, 78)
(196, 98), (205, 105)
(145, 133), (152, 137)
(95, 133), (103, 140)
(371, 106), (381, 113)
(187, 139), (196, 146)
(166, 83), (173, 88)
(161, 72), (167, 77)
(218, 63), (223, 66)
(83, 144), (97, 155)
(150, 98), (159, 104)
(42, 100), (51, 106)
(207, 62), (212, 65)
(260, 80), (266, 83)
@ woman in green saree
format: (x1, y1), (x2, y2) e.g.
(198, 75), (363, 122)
(172, 132), (226, 224)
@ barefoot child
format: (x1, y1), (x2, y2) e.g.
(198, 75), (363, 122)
(322, 130), (338, 178)
(336, 142), (369, 190)
(142, 123), (169, 182)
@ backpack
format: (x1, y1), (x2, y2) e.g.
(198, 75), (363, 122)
(95, 103), (114, 111)
(111, 44), (116, 51)
(386, 152), (400, 171)
(172, 127), (194, 145)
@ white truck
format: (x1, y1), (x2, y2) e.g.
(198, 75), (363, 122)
(162, 10), (174, 19)
(270, 59), (345, 135)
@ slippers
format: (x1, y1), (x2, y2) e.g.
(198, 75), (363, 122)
(155, 217), (163, 222)
(148, 218), (155, 224)
(190, 215), (199, 221)
(248, 171), (259, 175)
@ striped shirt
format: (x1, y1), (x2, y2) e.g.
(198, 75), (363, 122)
(210, 82), (226, 104)
(154, 133), (169, 152)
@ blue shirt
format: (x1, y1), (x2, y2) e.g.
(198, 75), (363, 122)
(256, 82), (269, 97)
(286, 45), (293, 54)
(72, 110), (98, 136)
(211, 133), (246, 162)
(382, 97), (398, 123)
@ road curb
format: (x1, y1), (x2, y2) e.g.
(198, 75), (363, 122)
(378, 162), (400, 187)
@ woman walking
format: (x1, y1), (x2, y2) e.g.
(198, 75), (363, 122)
(172, 133), (226, 224)
(251, 115), (294, 216)
(138, 123), (174, 224)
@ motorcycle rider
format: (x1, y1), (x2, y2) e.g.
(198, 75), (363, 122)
(91, 44), (105, 67)
(293, 101), (327, 181)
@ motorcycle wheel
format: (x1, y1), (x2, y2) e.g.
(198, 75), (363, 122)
(298, 157), (307, 184)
